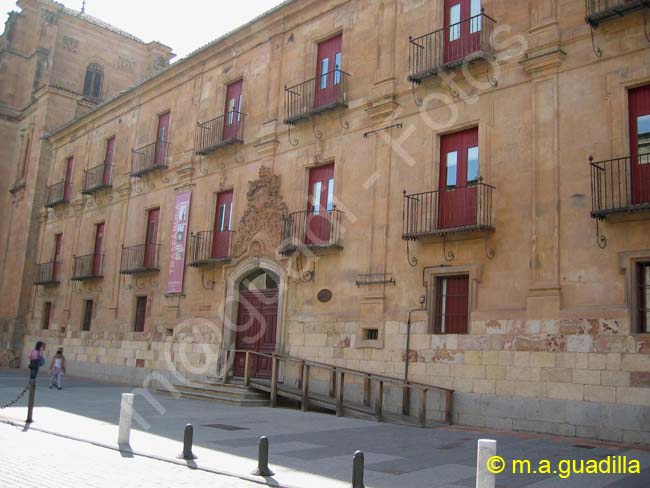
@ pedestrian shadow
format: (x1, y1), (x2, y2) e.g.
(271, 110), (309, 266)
(118, 442), (134, 458)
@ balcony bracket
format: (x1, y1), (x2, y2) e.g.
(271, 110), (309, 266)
(411, 83), (423, 107)
(442, 235), (456, 262)
(201, 269), (216, 290)
(312, 118), (323, 139)
(596, 218), (607, 249)
(161, 174), (171, 184)
(198, 156), (209, 176)
(589, 25), (603, 58)
(644, 9), (650, 43)
(406, 240), (418, 267)
(487, 63), (498, 88)
(447, 83), (460, 98)
(233, 142), (244, 164)
(288, 123), (299, 147)
(484, 236), (496, 260)
(339, 111), (350, 129)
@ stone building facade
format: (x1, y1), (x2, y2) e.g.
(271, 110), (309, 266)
(0, 0), (173, 366)
(11, 0), (650, 443)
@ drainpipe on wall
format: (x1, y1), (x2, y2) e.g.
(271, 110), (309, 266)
(402, 295), (426, 416)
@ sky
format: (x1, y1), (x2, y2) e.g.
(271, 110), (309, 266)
(0, 0), (286, 60)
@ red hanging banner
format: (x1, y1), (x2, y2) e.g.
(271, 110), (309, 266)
(166, 191), (191, 294)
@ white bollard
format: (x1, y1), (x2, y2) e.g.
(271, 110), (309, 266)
(476, 439), (497, 488)
(118, 393), (135, 446)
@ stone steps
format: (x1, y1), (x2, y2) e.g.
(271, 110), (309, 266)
(157, 380), (270, 407)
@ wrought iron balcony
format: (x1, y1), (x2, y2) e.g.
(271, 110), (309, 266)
(585, 0), (650, 26)
(589, 154), (650, 219)
(71, 253), (103, 280)
(195, 111), (246, 155)
(280, 209), (343, 256)
(188, 230), (233, 266)
(131, 141), (169, 177)
(408, 12), (496, 84)
(284, 68), (349, 125)
(34, 261), (60, 285)
(119, 244), (160, 274)
(44, 180), (68, 207)
(402, 182), (495, 240)
(81, 162), (112, 194)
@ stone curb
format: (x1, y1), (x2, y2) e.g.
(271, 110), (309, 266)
(0, 414), (299, 488)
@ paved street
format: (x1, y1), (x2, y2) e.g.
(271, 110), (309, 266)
(1, 369), (649, 487)
(0, 422), (259, 488)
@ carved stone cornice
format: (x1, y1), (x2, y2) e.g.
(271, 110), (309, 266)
(520, 47), (566, 76)
(254, 121), (281, 158)
(114, 182), (131, 198)
(175, 162), (194, 181)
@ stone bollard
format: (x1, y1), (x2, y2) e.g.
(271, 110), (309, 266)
(25, 379), (36, 424)
(251, 436), (274, 476)
(117, 393), (134, 446)
(178, 423), (198, 460)
(476, 439), (497, 488)
(352, 450), (365, 488)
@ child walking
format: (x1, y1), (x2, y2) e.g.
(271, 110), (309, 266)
(49, 348), (66, 390)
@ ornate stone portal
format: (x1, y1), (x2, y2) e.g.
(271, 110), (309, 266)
(231, 166), (289, 258)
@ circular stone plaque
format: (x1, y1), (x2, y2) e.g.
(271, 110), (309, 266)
(317, 289), (333, 303)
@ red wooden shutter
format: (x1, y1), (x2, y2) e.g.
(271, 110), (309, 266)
(628, 85), (650, 205)
(315, 34), (342, 108)
(223, 80), (243, 141)
(53, 233), (62, 280)
(212, 190), (233, 259)
(103, 137), (115, 185)
(82, 299), (93, 331)
(154, 112), (170, 165)
(306, 163), (335, 245)
(93, 223), (104, 275)
(64, 156), (74, 201)
(134, 296), (147, 332)
(439, 128), (479, 229)
(436, 275), (469, 334)
(144, 208), (160, 268)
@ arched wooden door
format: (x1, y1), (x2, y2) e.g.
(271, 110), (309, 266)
(233, 269), (279, 379)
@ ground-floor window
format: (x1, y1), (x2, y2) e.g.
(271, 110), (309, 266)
(82, 299), (93, 332)
(42, 302), (52, 330)
(639, 262), (650, 333)
(434, 275), (469, 334)
(134, 296), (147, 332)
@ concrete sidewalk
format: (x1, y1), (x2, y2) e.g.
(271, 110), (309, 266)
(1, 369), (649, 487)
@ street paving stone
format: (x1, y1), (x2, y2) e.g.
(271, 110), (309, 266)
(0, 423), (262, 488)
(1, 370), (649, 488)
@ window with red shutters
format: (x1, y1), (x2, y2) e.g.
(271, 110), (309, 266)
(638, 262), (650, 334)
(134, 296), (147, 332)
(434, 275), (469, 334)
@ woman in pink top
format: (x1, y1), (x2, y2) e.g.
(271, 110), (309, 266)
(28, 341), (46, 380)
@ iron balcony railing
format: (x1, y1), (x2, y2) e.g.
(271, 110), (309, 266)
(195, 111), (246, 155)
(408, 12), (496, 84)
(402, 182), (495, 240)
(188, 230), (233, 266)
(71, 253), (103, 280)
(589, 154), (650, 218)
(119, 244), (160, 274)
(131, 141), (170, 177)
(45, 180), (68, 207)
(82, 162), (112, 194)
(284, 68), (349, 125)
(585, 0), (649, 26)
(280, 209), (343, 256)
(34, 261), (60, 285)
